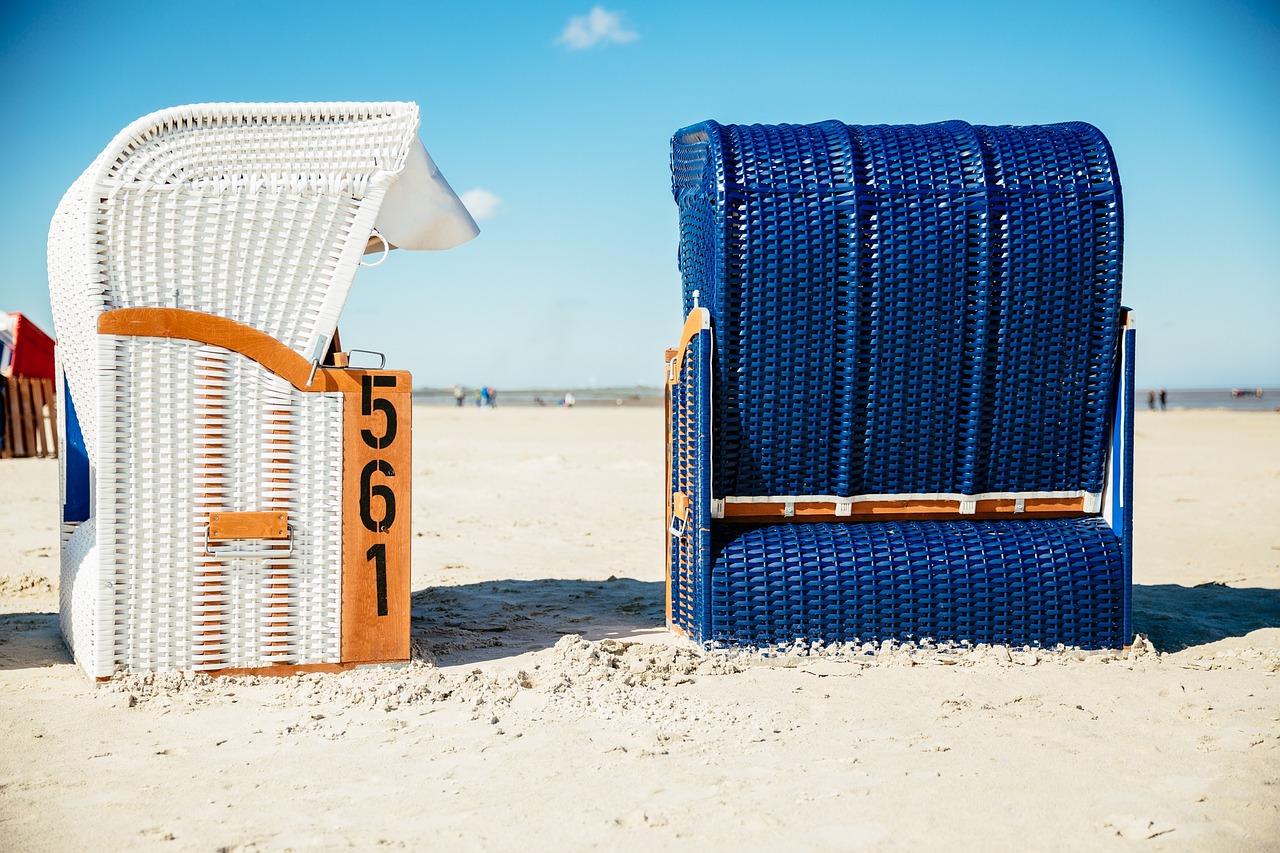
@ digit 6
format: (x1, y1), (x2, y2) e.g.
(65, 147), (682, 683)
(360, 459), (396, 533)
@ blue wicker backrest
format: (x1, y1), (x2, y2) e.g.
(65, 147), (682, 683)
(671, 120), (1123, 499)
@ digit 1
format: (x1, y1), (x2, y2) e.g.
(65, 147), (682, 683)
(366, 543), (388, 617)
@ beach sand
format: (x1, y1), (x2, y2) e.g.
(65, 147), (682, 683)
(1, 407), (1277, 851)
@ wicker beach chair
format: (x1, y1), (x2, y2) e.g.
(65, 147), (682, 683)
(48, 102), (477, 679)
(666, 120), (1134, 649)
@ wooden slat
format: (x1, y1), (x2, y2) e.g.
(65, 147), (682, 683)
(5, 379), (17, 457)
(99, 308), (374, 395)
(28, 379), (43, 456)
(1, 380), (12, 458)
(13, 378), (30, 457)
(719, 496), (1090, 523)
(44, 379), (58, 459)
(208, 511), (289, 540)
(30, 378), (48, 457)
(23, 377), (43, 457)
(17, 378), (33, 456)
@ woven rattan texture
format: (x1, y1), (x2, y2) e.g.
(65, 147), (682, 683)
(667, 316), (1137, 650)
(59, 519), (99, 676)
(49, 102), (418, 469)
(94, 337), (342, 674)
(707, 518), (1125, 648)
(671, 120), (1123, 500)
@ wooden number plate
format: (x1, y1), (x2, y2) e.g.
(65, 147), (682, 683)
(341, 371), (412, 663)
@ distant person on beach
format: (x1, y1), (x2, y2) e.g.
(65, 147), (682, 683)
(474, 388), (482, 407)
(480, 386), (490, 408)
(488, 387), (497, 408)
(562, 392), (576, 408)
(1159, 389), (1167, 411)
(534, 395), (546, 407)
(453, 385), (464, 407)
(1148, 390), (1156, 410)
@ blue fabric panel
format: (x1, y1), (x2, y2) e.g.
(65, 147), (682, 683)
(63, 374), (90, 524)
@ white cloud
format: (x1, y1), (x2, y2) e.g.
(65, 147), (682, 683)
(460, 188), (502, 221)
(557, 6), (638, 50)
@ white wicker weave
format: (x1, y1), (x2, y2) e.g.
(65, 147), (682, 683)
(48, 102), (475, 678)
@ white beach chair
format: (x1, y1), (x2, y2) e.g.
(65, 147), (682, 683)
(48, 102), (477, 679)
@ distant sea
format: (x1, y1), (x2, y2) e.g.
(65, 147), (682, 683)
(1141, 388), (1278, 412)
(413, 386), (1279, 411)
(413, 386), (664, 407)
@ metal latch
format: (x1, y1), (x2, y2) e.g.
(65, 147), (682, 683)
(670, 492), (691, 538)
(203, 511), (293, 559)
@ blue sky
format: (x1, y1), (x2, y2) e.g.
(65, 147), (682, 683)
(1, 1), (1277, 389)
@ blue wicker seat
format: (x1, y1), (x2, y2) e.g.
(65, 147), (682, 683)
(666, 120), (1134, 649)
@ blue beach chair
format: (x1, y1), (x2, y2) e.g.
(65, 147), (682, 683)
(665, 120), (1135, 649)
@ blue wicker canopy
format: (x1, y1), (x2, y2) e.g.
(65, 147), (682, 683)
(672, 119), (1123, 501)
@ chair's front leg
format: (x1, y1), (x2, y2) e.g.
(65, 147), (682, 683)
(666, 308), (712, 643)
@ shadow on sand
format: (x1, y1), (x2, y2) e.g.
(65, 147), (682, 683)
(418, 580), (1280, 662)
(411, 577), (666, 666)
(4, 580), (1273, 672)
(0, 612), (70, 671)
(0, 580), (667, 673)
(1133, 583), (1280, 652)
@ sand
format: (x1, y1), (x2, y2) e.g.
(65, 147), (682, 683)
(1, 407), (1277, 851)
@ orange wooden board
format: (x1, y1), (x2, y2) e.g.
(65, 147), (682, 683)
(340, 373), (412, 664)
(99, 308), (381, 396)
(208, 511), (289, 540)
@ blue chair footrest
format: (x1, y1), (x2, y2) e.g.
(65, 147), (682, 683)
(707, 518), (1125, 649)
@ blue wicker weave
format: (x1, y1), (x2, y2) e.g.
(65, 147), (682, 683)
(709, 519), (1125, 648)
(668, 318), (712, 636)
(667, 119), (1133, 649)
